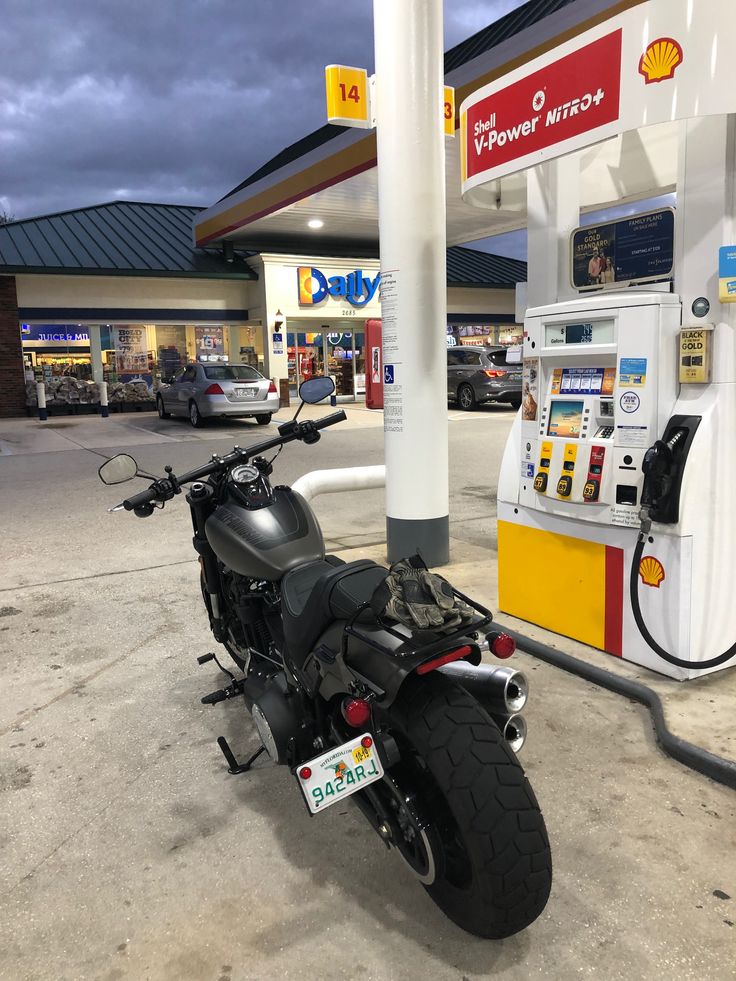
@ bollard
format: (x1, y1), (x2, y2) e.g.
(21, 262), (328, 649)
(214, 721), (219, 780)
(36, 382), (48, 421)
(99, 381), (109, 418)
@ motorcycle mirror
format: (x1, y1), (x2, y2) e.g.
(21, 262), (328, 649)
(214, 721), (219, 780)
(98, 453), (139, 485)
(299, 375), (335, 404)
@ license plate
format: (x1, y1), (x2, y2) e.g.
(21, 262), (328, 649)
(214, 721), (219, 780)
(234, 387), (258, 399)
(296, 733), (384, 815)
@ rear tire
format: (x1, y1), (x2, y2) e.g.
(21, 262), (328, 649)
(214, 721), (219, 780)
(509, 397), (522, 410)
(386, 674), (552, 938)
(189, 400), (204, 427)
(457, 383), (476, 411)
(256, 413), (272, 425)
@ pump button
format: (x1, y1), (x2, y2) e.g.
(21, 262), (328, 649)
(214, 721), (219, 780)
(533, 472), (548, 493)
(583, 480), (600, 502)
(557, 475), (573, 497)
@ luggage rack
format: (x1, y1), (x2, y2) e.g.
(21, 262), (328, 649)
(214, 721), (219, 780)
(339, 585), (494, 663)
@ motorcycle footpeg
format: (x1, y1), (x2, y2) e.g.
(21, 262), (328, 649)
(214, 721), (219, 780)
(201, 688), (228, 705)
(197, 652), (216, 665)
(201, 679), (244, 705)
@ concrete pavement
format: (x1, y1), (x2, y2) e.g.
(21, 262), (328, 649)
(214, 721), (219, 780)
(1, 406), (734, 981)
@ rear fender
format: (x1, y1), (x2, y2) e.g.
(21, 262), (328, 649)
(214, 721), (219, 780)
(302, 620), (481, 708)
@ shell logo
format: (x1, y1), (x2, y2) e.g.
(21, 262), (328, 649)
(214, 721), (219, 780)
(639, 556), (666, 588)
(638, 37), (683, 84)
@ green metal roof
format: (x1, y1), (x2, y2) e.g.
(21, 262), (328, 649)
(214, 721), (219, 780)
(0, 200), (523, 289)
(446, 246), (526, 288)
(0, 201), (256, 279)
(443, 0), (576, 71)
(219, 0), (578, 203)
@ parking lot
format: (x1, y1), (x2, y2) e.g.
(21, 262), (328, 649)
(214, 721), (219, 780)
(1, 404), (734, 981)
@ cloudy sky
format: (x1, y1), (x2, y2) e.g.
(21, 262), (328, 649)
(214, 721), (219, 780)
(1, 0), (526, 224)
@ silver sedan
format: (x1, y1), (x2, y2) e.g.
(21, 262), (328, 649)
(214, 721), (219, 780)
(156, 363), (280, 427)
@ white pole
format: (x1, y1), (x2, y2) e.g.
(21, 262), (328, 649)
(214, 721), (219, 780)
(36, 381), (47, 421)
(373, 0), (449, 566)
(99, 380), (109, 418)
(89, 324), (104, 384)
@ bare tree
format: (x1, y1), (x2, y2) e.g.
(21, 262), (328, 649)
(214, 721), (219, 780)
(0, 210), (16, 224)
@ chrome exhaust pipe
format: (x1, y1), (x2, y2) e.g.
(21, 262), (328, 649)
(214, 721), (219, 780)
(491, 713), (527, 753)
(438, 662), (529, 714)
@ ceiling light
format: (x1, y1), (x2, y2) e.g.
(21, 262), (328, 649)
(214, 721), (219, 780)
(307, 219), (324, 229)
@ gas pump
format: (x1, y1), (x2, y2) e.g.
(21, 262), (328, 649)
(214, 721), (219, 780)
(497, 290), (736, 680)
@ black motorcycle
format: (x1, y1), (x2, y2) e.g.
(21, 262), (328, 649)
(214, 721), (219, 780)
(99, 376), (552, 938)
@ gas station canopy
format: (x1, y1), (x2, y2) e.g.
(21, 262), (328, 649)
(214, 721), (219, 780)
(194, 0), (677, 254)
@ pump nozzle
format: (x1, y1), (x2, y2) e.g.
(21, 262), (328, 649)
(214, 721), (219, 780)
(640, 419), (699, 525)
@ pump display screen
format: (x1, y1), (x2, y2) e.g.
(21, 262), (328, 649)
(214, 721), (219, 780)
(545, 319), (615, 346)
(547, 400), (584, 438)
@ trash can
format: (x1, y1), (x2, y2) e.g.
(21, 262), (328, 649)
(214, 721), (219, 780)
(278, 378), (290, 409)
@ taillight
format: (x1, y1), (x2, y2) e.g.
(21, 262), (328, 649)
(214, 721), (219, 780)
(268, 380), (278, 394)
(490, 633), (516, 659)
(416, 644), (472, 675)
(341, 697), (371, 728)
(483, 369), (505, 378)
(204, 383), (224, 395)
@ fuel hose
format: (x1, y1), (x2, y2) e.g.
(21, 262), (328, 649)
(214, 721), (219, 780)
(502, 627), (736, 792)
(630, 532), (736, 670)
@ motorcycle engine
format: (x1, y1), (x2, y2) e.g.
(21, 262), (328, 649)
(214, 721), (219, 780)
(248, 675), (302, 765)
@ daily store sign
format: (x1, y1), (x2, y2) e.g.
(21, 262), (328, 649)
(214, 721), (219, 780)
(460, 0), (736, 202)
(298, 266), (380, 308)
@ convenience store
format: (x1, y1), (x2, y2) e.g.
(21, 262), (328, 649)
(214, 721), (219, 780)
(0, 202), (524, 414)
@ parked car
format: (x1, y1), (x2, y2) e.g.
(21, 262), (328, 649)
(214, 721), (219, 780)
(447, 346), (522, 410)
(157, 363), (279, 427)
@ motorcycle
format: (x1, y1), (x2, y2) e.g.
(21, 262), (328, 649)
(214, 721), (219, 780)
(99, 376), (552, 938)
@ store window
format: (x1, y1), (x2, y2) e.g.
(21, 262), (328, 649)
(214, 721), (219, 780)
(235, 325), (265, 372)
(21, 324), (93, 381)
(447, 323), (523, 348)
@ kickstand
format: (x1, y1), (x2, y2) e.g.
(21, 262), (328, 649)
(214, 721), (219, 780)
(217, 736), (265, 774)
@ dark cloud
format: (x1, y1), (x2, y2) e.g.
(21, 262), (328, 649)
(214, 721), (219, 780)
(1, 0), (525, 220)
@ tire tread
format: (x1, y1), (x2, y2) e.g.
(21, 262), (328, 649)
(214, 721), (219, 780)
(390, 673), (552, 938)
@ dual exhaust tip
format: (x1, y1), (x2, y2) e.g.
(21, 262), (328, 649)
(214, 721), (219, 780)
(438, 662), (529, 752)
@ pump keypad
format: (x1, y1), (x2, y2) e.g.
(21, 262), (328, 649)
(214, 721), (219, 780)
(595, 426), (614, 439)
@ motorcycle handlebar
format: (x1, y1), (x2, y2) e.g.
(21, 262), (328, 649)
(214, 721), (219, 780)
(120, 409), (347, 512)
(122, 486), (161, 511)
(313, 409), (347, 430)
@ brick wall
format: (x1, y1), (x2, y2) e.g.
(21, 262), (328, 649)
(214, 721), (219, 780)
(0, 276), (26, 417)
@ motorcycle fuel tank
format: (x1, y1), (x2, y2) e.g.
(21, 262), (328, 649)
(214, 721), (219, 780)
(205, 487), (324, 580)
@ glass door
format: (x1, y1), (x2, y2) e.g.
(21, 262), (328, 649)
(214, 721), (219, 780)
(323, 328), (355, 402)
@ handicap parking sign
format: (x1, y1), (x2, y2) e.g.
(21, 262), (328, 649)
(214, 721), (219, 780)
(384, 364), (394, 385)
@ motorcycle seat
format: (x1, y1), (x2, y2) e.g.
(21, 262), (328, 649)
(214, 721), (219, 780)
(281, 558), (388, 665)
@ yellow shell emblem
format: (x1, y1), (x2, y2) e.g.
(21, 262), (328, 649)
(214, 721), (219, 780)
(639, 37), (683, 84)
(639, 556), (665, 589)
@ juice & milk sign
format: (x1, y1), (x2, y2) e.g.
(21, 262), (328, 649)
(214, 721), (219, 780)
(464, 31), (622, 182)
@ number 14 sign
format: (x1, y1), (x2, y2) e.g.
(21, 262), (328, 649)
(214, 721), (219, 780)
(326, 63), (454, 136)
(325, 65), (372, 128)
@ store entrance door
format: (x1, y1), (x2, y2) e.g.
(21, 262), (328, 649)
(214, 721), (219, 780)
(288, 327), (357, 402)
(323, 329), (356, 401)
